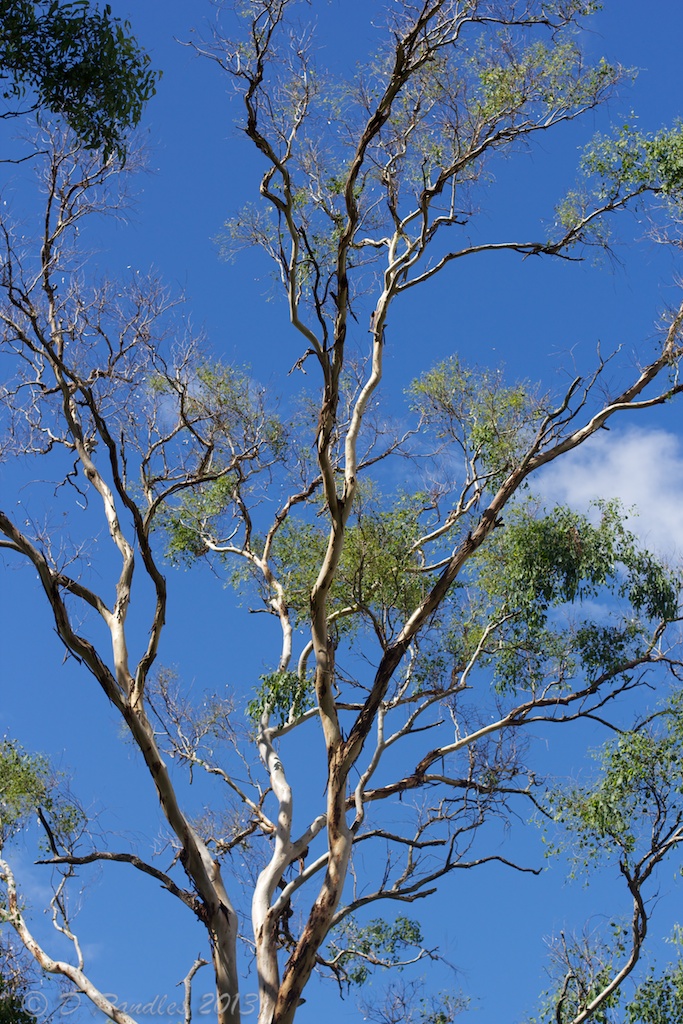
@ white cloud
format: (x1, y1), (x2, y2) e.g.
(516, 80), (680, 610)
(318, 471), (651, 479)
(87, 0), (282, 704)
(534, 427), (683, 560)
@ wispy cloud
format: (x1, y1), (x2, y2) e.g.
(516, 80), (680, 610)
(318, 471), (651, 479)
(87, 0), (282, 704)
(534, 427), (683, 560)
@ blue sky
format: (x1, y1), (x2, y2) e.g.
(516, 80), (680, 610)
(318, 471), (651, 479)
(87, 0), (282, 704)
(2, 2), (683, 1023)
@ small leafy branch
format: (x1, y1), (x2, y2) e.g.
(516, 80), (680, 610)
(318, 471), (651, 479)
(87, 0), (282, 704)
(247, 670), (314, 728)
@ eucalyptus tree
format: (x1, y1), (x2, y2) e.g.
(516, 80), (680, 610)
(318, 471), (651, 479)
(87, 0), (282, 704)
(1, 3), (683, 1024)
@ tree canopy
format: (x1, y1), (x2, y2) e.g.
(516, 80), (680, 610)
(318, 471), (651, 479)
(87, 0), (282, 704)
(0, 3), (682, 1024)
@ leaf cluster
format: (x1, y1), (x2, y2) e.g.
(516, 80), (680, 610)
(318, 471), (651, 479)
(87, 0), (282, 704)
(473, 39), (617, 124)
(0, 0), (160, 158)
(475, 500), (680, 692)
(531, 927), (683, 1024)
(626, 954), (683, 1024)
(0, 740), (83, 850)
(582, 122), (683, 200)
(246, 670), (313, 728)
(556, 121), (683, 239)
(550, 696), (683, 866)
(481, 500), (678, 624)
(0, 741), (50, 846)
(327, 915), (424, 987)
(409, 357), (544, 486)
(165, 474), (239, 562)
(268, 492), (428, 634)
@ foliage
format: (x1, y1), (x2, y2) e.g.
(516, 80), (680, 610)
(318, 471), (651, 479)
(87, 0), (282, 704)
(549, 696), (683, 867)
(557, 121), (683, 237)
(0, 939), (39, 1024)
(583, 122), (683, 199)
(531, 926), (683, 1024)
(326, 915), (426, 986)
(626, 951), (683, 1024)
(247, 670), (312, 727)
(473, 40), (617, 122)
(161, 362), (287, 563)
(529, 696), (683, 1024)
(0, 740), (83, 851)
(165, 474), (239, 562)
(479, 500), (678, 622)
(475, 499), (680, 692)
(528, 926), (629, 1024)
(0, 0), (159, 157)
(409, 358), (545, 486)
(0, 742), (50, 847)
(0, 973), (37, 1024)
(268, 492), (428, 631)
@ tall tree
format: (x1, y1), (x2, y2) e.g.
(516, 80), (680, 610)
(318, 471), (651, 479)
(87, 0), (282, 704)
(1, 3), (683, 1024)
